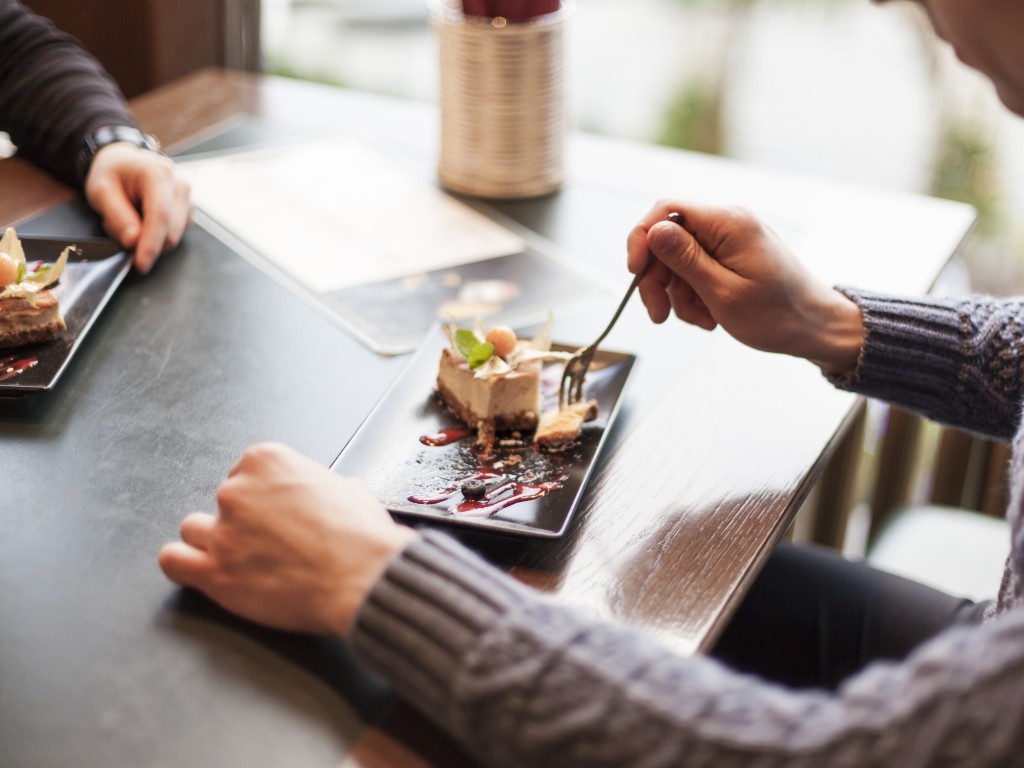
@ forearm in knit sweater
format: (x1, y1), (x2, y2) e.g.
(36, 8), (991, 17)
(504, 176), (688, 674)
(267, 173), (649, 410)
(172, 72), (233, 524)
(0, 0), (137, 191)
(352, 532), (1024, 768)
(829, 289), (1024, 441)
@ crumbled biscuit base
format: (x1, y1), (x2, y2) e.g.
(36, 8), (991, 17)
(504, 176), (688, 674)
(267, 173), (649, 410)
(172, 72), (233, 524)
(534, 399), (599, 450)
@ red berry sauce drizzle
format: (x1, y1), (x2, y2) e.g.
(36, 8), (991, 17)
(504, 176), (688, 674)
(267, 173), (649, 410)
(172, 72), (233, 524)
(453, 472), (567, 517)
(412, 390), (573, 518)
(0, 354), (38, 382)
(408, 438), (570, 517)
(420, 427), (473, 447)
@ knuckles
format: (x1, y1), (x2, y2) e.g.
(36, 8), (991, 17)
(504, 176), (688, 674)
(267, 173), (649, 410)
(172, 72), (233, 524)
(215, 478), (244, 515)
(217, 442), (294, 511)
(239, 441), (291, 467)
(719, 206), (765, 240)
(653, 197), (679, 214)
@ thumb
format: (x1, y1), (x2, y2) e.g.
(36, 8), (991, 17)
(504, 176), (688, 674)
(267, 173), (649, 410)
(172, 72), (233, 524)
(648, 219), (727, 297)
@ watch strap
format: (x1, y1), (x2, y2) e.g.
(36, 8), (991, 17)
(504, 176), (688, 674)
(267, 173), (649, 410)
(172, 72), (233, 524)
(77, 125), (163, 184)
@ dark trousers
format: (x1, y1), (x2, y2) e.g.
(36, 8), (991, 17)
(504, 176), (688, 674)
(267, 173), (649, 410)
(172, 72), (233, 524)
(710, 541), (991, 689)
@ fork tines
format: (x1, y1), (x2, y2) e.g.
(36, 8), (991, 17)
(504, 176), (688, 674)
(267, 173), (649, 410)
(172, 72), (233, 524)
(558, 349), (590, 409)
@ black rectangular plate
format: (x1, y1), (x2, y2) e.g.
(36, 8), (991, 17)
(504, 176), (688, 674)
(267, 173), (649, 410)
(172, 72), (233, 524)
(331, 327), (635, 538)
(0, 235), (131, 394)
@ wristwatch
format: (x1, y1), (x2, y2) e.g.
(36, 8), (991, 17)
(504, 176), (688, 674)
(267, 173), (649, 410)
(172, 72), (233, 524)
(76, 125), (163, 183)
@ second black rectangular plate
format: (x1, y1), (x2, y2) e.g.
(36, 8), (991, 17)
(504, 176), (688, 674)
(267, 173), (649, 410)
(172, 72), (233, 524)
(0, 235), (131, 394)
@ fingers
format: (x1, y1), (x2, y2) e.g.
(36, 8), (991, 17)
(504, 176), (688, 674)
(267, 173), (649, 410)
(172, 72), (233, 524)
(648, 218), (698, 270)
(668, 279), (716, 330)
(626, 224), (654, 275)
(647, 217), (737, 307)
(135, 164), (190, 274)
(85, 145), (192, 274)
(626, 201), (687, 274)
(637, 266), (672, 324)
(179, 512), (217, 551)
(134, 202), (170, 274)
(631, 216), (709, 325)
(158, 540), (216, 588)
(629, 202), (702, 324)
(161, 513), (220, 590)
(226, 441), (291, 479)
(93, 181), (143, 251)
(630, 200), (749, 330)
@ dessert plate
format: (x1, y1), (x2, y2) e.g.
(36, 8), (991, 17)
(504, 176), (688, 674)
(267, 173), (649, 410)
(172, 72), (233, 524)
(0, 235), (131, 394)
(331, 327), (635, 538)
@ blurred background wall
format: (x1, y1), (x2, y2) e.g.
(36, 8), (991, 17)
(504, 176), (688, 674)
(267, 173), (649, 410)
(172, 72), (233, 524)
(23, 0), (260, 99)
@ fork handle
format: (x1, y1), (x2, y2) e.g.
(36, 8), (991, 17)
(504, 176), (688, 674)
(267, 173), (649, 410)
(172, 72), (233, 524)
(590, 250), (654, 351)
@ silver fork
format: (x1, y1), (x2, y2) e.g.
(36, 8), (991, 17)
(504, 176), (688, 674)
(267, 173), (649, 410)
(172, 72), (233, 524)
(558, 213), (681, 408)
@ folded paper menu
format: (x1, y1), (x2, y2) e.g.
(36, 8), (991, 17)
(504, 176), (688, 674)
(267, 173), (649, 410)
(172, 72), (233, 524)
(179, 137), (525, 291)
(178, 135), (607, 355)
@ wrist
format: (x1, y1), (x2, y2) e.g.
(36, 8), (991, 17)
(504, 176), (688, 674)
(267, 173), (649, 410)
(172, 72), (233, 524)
(807, 290), (864, 375)
(337, 526), (419, 638)
(76, 125), (163, 186)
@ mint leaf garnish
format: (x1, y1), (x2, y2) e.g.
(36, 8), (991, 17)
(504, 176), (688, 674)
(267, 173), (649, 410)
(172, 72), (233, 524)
(452, 327), (496, 369)
(454, 329), (479, 359)
(467, 341), (495, 369)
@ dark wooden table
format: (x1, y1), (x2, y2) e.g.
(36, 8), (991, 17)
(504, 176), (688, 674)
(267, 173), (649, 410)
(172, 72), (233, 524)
(0, 69), (976, 767)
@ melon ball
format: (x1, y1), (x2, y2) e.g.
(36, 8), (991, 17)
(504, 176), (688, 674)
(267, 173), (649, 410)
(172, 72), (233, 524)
(485, 325), (517, 358)
(0, 252), (19, 286)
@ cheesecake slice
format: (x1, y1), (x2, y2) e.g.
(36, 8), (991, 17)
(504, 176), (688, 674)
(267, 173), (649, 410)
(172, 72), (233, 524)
(0, 228), (71, 350)
(436, 319), (601, 449)
(436, 345), (542, 438)
(0, 291), (65, 349)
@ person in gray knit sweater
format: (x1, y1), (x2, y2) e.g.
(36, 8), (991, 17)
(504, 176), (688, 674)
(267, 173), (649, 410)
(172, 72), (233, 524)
(160, 0), (1024, 765)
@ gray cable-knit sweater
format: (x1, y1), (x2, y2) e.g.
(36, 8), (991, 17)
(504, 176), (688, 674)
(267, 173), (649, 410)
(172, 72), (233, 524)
(351, 289), (1024, 767)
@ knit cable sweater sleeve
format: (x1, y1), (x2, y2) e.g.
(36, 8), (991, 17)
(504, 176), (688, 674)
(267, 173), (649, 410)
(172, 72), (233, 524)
(351, 532), (1024, 768)
(827, 288), (1024, 441)
(0, 0), (137, 191)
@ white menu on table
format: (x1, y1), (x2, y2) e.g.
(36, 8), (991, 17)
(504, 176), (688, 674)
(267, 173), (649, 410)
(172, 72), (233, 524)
(177, 136), (526, 293)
